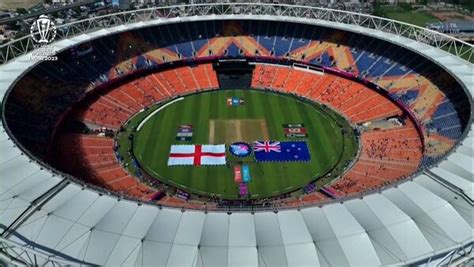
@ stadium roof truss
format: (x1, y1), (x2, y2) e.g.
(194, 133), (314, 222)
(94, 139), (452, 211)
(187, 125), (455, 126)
(0, 3), (473, 64)
(0, 3), (472, 267)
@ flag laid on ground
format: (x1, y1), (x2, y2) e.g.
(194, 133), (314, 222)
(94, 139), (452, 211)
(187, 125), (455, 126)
(283, 123), (305, 128)
(242, 165), (251, 183)
(284, 128), (307, 134)
(176, 124), (193, 141)
(227, 97), (245, 106)
(253, 141), (311, 162)
(239, 183), (248, 197)
(283, 123), (308, 138)
(168, 144), (226, 166)
(234, 165), (242, 182)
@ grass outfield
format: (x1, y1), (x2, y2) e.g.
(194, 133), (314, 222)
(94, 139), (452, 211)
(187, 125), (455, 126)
(376, 6), (473, 63)
(118, 89), (357, 199)
(375, 5), (438, 27)
(385, 11), (437, 27)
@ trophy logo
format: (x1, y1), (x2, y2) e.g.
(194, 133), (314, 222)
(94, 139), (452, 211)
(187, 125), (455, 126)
(30, 15), (57, 45)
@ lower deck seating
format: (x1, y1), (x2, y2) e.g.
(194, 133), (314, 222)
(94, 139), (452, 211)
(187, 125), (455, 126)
(332, 121), (422, 194)
(55, 134), (154, 200)
(251, 64), (402, 124)
(56, 62), (426, 207)
(74, 64), (219, 129)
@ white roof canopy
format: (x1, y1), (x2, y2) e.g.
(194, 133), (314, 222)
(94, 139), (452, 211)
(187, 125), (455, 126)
(0, 6), (472, 266)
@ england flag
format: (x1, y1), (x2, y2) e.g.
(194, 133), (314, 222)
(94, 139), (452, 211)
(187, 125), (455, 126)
(168, 144), (226, 166)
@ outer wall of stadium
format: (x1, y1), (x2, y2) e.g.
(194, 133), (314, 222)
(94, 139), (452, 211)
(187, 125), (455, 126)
(0, 4), (472, 266)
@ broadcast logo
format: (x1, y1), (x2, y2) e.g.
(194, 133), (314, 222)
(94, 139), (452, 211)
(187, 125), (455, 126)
(30, 15), (57, 45)
(29, 15), (58, 61)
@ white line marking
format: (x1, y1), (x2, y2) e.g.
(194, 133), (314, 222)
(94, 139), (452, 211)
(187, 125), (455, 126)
(137, 97), (184, 131)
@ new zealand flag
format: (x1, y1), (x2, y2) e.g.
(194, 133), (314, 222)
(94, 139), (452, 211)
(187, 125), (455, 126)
(253, 141), (311, 162)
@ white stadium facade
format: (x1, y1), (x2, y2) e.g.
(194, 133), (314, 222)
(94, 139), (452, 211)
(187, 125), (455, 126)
(0, 3), (472, 266)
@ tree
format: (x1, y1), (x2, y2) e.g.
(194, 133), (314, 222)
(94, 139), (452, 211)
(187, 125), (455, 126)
(16, 8), (27, 14)
(73, 6), (82, 14)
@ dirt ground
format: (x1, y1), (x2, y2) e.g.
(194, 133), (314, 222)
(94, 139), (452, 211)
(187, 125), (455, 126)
(209, 119), (269, 144)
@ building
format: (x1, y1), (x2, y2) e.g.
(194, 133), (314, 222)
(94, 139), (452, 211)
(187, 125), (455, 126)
(426, 20), (474, 34)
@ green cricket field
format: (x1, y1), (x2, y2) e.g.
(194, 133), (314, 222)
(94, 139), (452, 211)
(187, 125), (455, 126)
(117, 89), (357, 199)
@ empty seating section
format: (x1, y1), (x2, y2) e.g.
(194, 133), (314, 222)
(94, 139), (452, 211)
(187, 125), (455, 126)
(333, 122), (423, 195)
(75, 64), (218, 129)
(428, 100), (463, 141)
(4, 73), (89, 158)
(251, 64), (402, 123)
(284, 69), (306, 93)
(280, 192), (329, 207)
(76, 96), (134, 129)
(55, 134), (153, 199)
(294, 72), (325, 96)
(376, 70), (463, 161)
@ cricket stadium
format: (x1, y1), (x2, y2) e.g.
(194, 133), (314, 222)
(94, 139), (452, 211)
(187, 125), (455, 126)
(0, 3), (472, 266)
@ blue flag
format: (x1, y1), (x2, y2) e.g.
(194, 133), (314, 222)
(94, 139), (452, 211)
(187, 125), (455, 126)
(242, 165), (251, 183)
(253, 141), (311, 162)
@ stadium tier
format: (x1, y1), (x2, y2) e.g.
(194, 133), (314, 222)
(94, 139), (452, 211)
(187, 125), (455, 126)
(39, 63), (423, 205)
(3, 20), (470, 206)
(0, 4), (472, 266)
(4, 20), (469, 166)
